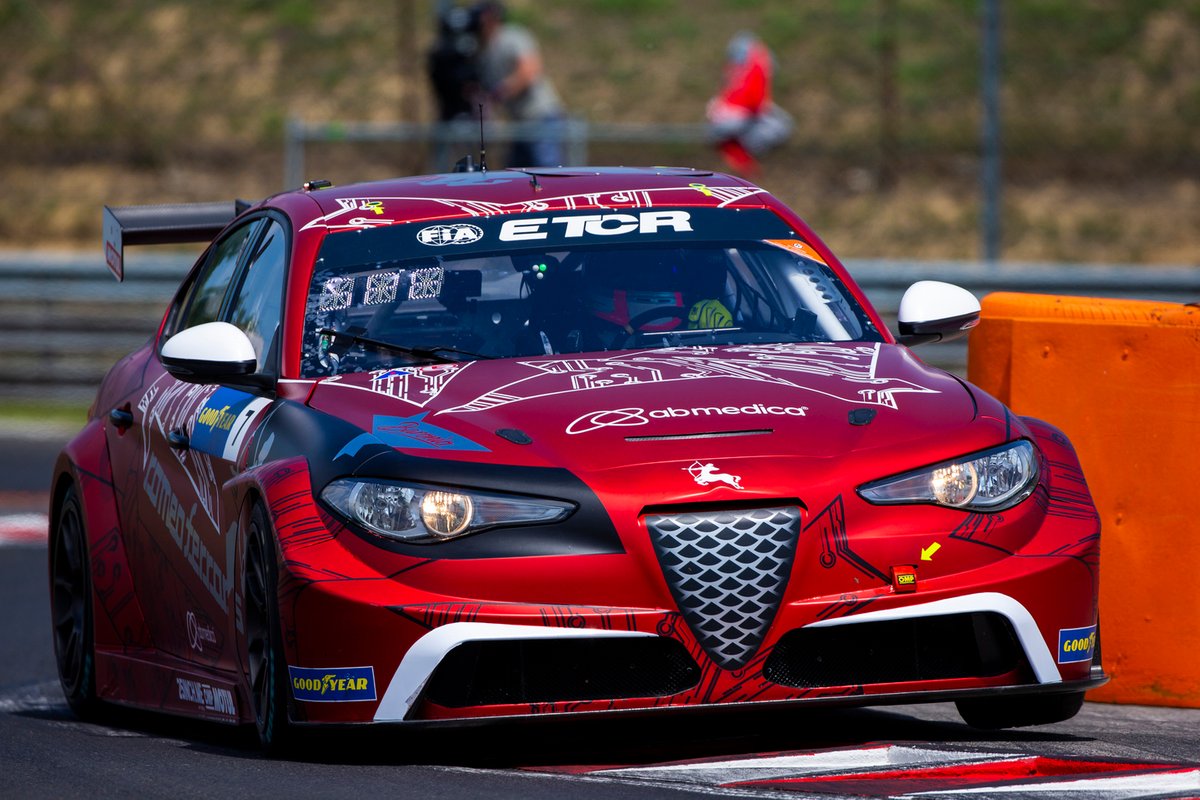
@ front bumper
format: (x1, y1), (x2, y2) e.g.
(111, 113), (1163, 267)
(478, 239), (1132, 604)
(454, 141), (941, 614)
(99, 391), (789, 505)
(258, 429), (1100, 725)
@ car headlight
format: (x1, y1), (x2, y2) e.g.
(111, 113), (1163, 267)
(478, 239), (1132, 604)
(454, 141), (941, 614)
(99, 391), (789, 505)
(858, 440), (1039, 512)
(321, 478), (574, 543)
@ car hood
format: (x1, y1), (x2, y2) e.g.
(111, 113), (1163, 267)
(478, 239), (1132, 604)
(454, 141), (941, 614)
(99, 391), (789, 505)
(305, 342), (995, 479)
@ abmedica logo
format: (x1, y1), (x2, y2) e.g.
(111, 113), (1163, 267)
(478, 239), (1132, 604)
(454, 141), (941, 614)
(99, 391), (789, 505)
(651, 404), (808, 418)
(567, 404), (807, 434)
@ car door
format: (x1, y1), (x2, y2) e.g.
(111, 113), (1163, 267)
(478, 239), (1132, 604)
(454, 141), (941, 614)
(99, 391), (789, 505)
(123, 216), (286, 669)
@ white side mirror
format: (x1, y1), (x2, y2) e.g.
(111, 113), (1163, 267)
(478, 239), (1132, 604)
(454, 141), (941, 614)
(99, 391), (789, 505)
(896, 281), (981, 346)
(160, 321), (257, 384)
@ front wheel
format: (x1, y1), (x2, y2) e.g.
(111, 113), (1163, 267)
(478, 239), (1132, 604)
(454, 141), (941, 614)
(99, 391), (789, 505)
(956, 690), (1085, 730)
(244, 501), (294, 753)
(50, 484), (100, 718)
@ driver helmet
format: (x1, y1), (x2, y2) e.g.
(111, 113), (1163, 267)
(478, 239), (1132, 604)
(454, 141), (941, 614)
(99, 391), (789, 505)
(584, 252), (686, 334)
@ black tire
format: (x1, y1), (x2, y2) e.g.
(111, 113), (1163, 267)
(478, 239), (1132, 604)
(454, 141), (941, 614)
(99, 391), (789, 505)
(956, 690), (1085, 730)
(50, 484), (100, 718)
(244, 501), (294, 753)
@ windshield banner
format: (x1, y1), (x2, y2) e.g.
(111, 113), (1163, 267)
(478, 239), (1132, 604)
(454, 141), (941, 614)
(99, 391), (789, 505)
(318, 208), (797, 267)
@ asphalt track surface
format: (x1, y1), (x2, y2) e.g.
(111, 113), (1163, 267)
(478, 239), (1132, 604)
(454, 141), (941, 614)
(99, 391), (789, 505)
(2, 431), (1198, 800)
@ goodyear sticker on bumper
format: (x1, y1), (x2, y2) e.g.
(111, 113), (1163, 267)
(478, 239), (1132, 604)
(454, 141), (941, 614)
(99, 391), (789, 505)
(288, 666), (376, 702)
(1057, 624), (1097, 664)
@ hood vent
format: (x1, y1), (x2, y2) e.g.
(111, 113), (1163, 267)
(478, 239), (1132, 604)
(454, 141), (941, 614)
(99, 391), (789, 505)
(646, 506), (801, 670)
(626, 428), (772, 443)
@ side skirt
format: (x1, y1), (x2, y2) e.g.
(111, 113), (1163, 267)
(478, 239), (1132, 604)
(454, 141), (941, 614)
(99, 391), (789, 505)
(93, 649), (246, 726)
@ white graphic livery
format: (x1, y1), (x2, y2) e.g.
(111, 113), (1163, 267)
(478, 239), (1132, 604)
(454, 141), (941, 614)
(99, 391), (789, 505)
(442, 344), (937, 415)
(328, 343), (939, 416)
(566, 407), (648, 434)
(297, 184), (768, 232)
(687, 461), (743, 490)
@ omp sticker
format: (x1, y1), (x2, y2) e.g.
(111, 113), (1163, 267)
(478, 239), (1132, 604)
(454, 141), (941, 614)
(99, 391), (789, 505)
(1058, 624), (1098, 663)
(289, 666), (376, 702)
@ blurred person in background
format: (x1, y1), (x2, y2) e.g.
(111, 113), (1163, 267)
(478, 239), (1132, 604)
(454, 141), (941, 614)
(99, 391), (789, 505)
(428, 0), (481, 122)
(474, 0), (566, 167)
(706, 31), (793, 177)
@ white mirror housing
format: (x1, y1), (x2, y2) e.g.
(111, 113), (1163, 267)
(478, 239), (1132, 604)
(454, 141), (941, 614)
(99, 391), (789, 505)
(896, 281), (981, 346)
(160, 321), (257, 384)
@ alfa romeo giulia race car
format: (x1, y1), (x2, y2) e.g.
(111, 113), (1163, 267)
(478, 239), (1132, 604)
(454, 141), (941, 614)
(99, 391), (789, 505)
(50, 166), (1104, 751)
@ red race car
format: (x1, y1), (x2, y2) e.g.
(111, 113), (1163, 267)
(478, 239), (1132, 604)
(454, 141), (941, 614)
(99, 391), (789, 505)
(51, 167), (1103, 751)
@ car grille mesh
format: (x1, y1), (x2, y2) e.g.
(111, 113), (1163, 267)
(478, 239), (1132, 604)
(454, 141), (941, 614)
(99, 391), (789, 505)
(646, 506), (801, 670)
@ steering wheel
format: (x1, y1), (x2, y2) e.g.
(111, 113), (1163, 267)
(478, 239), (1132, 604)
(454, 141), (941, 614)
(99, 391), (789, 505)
(620, 306), (687, 347)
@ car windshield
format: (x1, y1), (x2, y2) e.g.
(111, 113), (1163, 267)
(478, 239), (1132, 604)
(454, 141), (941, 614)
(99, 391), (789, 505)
(300, 209), (882, 378)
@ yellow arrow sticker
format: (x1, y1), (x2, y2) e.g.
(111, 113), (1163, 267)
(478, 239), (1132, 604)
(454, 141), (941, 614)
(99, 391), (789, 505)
(920, 542), (941, 561)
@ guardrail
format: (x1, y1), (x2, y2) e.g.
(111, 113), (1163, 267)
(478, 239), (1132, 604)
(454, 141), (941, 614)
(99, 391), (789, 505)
(0, 250), (1195, 403)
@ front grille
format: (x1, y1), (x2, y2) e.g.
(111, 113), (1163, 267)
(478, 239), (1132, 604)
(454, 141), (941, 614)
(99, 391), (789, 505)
(647, 506), (801, 670)
(421, 636), (700, 708)
(763, 612), (1024, 688)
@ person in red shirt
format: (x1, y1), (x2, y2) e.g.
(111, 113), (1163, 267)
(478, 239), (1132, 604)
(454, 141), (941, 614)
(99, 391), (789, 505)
(706, 32), (793, 176)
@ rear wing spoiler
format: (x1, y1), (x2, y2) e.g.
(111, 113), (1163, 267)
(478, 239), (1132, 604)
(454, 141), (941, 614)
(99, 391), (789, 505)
(102, 200), (254, 281)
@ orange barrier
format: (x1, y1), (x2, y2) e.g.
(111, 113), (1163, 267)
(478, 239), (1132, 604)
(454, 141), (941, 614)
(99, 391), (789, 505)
(968, 293), (1200, 707)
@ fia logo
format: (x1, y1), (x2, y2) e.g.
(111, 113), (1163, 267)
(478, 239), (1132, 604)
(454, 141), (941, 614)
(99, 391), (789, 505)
(686, 461), (743, 490)
(416, 223), (484, 246)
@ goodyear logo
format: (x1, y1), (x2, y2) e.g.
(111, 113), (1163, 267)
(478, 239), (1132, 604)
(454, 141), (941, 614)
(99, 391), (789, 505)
(197, 404), (238, 432)
(191, 387), (252, 455)
(1057, 624), (1097, 664)
(288, 666), (376, 702)
(190, 387), (270, 461)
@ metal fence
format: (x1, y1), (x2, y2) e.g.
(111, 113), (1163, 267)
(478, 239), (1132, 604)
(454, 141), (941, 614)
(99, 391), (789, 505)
(2, 251), (1194, 404)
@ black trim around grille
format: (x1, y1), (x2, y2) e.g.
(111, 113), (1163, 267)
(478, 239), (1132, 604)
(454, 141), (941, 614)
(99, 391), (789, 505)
(422, 636), (701, 708)
(763, 612), (1025, 688)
